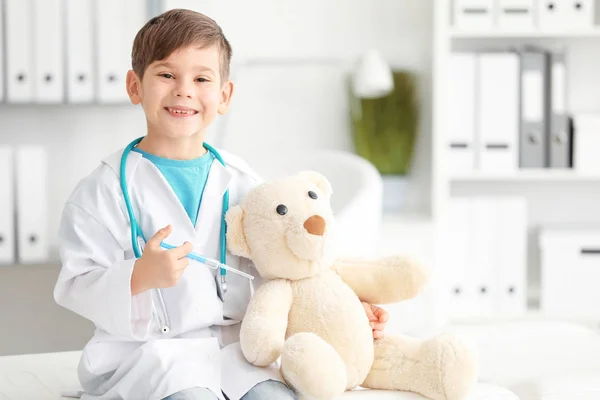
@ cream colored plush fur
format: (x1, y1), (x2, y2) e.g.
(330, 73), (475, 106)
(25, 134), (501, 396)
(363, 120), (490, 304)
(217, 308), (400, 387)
(225, 171), (478, 400)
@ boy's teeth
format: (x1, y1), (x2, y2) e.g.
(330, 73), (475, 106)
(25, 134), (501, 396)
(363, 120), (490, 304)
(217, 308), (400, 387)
(169, 108), (194, 114)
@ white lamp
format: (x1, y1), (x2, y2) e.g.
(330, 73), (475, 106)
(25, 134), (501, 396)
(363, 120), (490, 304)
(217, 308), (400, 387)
(351, 49), (394, 99)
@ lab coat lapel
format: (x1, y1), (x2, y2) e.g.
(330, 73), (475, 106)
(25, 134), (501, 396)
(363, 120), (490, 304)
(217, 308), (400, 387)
(194, 160), (232, 257)
(134, 159), (198, 247)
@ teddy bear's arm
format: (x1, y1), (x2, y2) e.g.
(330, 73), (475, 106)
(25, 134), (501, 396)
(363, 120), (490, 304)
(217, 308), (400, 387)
(240, 279), (293, 367)
(333, 256), (430, 304)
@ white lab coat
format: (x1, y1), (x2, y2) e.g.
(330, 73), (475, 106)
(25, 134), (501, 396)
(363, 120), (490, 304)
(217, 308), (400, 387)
(54, 147), (283, 400)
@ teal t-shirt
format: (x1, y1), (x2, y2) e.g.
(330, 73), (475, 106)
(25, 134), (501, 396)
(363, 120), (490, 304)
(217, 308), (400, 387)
(133, 147), (214, 225)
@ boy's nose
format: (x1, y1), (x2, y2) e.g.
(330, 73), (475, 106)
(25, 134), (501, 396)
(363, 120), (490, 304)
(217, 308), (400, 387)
(175, 91), (192, 99)
(174, 83), (193, 99)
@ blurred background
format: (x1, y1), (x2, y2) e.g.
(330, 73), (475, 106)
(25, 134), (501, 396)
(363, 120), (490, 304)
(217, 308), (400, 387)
(1, 0), (600, 398)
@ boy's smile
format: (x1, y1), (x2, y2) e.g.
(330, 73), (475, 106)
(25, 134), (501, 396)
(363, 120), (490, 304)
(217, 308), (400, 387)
(126, 44), (233, 143)
(165, 106), (198, 117)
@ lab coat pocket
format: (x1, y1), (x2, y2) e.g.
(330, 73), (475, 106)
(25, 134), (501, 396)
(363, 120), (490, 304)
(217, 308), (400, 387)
(82, 341), (141, 377)
(165, 259), (224, 334)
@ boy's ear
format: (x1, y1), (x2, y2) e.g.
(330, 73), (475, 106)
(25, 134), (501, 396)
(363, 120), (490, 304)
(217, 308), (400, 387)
(217, 80), (234, 115)
(225, 205), (251, 259)
(126, 70), (142, 105)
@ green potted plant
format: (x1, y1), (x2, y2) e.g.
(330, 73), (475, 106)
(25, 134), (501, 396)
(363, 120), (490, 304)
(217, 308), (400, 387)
(349, 55), (419, 213)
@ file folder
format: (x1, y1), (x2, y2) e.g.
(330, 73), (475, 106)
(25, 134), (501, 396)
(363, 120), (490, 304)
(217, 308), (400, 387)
(496, 0), (535, 30)
(549, 51), (572, 168)
(453, 0), (494, 30)
(96, 0), (146, 103)
(15, 146), (49, 264)
(477, 52), (520, 172)
(519, 48), (551, 169)
(5, 0), (34, 103)
(66, 0), (94, 103)
(470, 197), (495, 317)
(33, 0), (64, 103)
(0, 147), (15, 265)
(0, 1), (4, 102)
(568, 0), (595, 28)
(96, 0), (128, 103)
(495, 197), (527, 316)
(440, 198), (475, 319)
(448, 53), (477, 174)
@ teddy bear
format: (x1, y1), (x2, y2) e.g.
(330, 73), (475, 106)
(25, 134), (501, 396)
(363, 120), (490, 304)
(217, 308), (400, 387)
(225, 170), (478, 400)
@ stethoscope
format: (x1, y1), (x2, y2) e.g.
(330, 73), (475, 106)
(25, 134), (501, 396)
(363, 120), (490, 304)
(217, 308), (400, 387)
(120, 137), (254, 313)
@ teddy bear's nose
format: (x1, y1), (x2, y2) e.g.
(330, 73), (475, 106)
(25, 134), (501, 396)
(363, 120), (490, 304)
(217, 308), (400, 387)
(303, 215), (326, 236)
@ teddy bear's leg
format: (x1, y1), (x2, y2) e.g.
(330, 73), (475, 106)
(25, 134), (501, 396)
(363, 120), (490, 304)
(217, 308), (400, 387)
(361, 333), (478, 400)
(280, 332), (347, 400)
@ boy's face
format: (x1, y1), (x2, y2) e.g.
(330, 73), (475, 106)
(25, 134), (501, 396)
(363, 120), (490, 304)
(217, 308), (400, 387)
(126, 44), (233, 139)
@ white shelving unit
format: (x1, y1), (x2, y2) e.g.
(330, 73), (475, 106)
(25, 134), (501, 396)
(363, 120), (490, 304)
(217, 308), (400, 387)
(431, 0), (600, 323)
(450, 170), (600, 182)
(449, 27), (600, 39)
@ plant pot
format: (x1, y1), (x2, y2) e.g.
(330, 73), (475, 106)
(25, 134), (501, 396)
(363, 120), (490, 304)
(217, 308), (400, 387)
(382, 175), (409, 213)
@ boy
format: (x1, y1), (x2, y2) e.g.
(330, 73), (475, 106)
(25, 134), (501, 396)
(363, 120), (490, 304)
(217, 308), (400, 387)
(54, 9), (388, 400)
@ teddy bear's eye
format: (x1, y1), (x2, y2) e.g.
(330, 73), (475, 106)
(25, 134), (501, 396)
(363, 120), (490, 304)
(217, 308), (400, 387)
(308, 191), (318, 200)
(276, 204), (288, 215)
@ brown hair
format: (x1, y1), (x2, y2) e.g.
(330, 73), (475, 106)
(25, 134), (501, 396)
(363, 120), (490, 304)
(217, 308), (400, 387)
(131, 9), (232, 83)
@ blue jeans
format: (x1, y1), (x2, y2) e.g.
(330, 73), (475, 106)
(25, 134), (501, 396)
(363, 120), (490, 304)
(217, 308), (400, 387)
(162, 380), (297, 400)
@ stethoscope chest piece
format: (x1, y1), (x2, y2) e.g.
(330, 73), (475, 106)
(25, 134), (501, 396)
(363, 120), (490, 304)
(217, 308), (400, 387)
(215, 274), (227, 302)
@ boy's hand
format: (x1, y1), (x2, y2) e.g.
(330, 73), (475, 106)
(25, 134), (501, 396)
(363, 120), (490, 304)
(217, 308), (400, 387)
(362, 302), (389, 340)
(131, 225), (193, 296)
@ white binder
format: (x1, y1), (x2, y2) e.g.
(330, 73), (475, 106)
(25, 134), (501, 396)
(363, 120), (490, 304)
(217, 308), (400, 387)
(568, 0), (595, 28)
(470, 197), (496, 317)
(0, 147), (15, 265)
(33, 0), (64, 103)
(477, 52), (520, 173)
(15, 146), (49, 264)
(96, 0), (128, 103)
(495, 197), (528, 316)
(496, 0), (535, 30)
(453, 0), (495, 30)
(0, 1), (4, 102)
(440, 198), (475, 319)
(66, 0), (94, 103)
(538, 0), (594, 29)
(5, 0), (34, 103)
(96, 0), (146, 103)
(448, 53), (477, 174)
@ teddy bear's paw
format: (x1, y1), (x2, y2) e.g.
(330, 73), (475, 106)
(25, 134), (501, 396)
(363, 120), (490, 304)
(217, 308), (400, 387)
(281, 332), (347, 400)
(422, 333), (478, 400)
(240, 335), (284, 367)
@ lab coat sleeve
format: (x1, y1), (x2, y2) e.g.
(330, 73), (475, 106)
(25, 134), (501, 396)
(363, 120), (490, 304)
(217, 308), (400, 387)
(54, 202), (153, 340)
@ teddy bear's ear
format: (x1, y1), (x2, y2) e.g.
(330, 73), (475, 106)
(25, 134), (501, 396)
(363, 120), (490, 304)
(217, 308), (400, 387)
(225, 205), (252, 259)
(296, 170), (333, 198)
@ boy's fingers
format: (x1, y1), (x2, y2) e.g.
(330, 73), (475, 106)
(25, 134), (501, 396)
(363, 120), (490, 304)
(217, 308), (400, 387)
(168, 241), (193, 260)
(372, 305), (389, 323)
(362, 302), (378, 321)
(371, 321), (386, 331)
(147, 225), (172, 248)
(175, 258), (190, 271)
(373, 330), (384, 340)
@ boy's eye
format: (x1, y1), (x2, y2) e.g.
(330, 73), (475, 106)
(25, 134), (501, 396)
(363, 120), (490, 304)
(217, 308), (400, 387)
(196, 77), (209, 83)
(159, 73), (173, 79)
